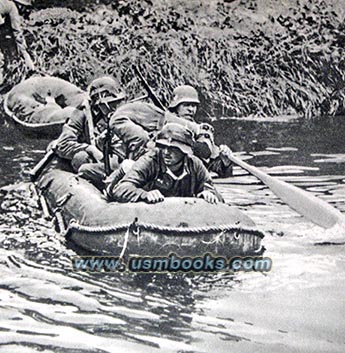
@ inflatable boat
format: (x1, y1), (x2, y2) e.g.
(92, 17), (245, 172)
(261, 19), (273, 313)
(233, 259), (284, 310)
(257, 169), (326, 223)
(4, 76), (86, 138)
(35, 167), (265, 258)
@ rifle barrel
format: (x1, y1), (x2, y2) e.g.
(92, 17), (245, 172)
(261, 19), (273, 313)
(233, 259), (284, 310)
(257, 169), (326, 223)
(133, 65), (166, 111)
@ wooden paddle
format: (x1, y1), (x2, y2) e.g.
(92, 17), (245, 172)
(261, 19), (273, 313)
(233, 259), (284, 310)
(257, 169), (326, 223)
(131, 69), (345, 227)
(227, 154), (345, 228)
(29, 149), (55, 182)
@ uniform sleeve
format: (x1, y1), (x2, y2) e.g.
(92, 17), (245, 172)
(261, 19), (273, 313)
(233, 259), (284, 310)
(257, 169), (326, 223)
(7, 1), (28, 54)
(109, 112), (150, 160)
(192, 157), (224, 202)
(55, 109), (90, 160)
(193, 158), (216, 193)
(207, 156), (233, 178)
(110, 152), (158, 202)
(164, 111), (200, 136)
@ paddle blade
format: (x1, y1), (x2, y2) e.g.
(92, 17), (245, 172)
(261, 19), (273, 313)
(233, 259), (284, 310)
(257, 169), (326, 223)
(229, 155), (345, 229)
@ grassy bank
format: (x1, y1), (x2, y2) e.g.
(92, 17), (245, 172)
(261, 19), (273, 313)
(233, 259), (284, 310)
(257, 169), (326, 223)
(20, 0), (345, 118)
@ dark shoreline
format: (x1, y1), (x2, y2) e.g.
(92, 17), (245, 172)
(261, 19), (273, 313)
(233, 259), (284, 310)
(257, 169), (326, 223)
(4, 0), (345, 120)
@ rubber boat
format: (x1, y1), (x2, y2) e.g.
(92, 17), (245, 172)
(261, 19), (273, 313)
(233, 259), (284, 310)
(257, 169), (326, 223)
(4, 76), (86, 138)
(35, 167), (265, 258)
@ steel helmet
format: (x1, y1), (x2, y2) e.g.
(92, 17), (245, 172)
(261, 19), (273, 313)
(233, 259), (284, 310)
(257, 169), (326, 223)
(88, 76), (126, 101)
(168, 85), (200, 109)
(14, 0), (33, 6)
(156, 123), (194, 156)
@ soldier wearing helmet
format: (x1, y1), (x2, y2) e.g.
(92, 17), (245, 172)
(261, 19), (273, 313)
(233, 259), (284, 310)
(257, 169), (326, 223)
(105, 85), (226, 191)
(168, 85), (200, 121)
(0, 0), (34, 86)
(166, 84), (234, 179)
(107, 123), (222, 204)
(55, 76), (126, 189)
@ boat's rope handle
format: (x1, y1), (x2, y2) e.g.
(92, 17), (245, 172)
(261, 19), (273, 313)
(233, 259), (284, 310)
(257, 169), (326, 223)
(65, 220), (265, 238)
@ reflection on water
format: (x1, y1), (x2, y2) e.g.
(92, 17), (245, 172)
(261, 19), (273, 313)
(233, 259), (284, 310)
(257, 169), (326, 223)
(1, 118), (345, 352)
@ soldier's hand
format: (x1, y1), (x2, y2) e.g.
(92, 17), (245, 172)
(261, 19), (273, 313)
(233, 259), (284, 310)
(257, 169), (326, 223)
(86, 145), (103, 162)
(145, 190), (164, 204)
(219, 144), (233, 167)
(198, 190), (218, 204)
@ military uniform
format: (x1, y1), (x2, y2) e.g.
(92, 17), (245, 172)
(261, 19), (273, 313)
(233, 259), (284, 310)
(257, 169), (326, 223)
(109, 101), (232, 176)
(110, 147), (220, 202)
(109, 101), (165, 161)
(55, 76), (126, 189)
(0, 0), (33, 88)
(168, 85), (234, 178)
(107, 85), (233, 190)
(55, 107), (124, 189)
(0, 0), (27, 61)
(55, 108), (91, 161)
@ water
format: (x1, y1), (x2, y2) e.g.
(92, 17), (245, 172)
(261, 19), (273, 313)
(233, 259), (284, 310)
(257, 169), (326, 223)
(1, 117), (345, 352)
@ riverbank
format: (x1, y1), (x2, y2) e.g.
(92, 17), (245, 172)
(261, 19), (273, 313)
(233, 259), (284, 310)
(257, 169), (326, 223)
(4, 0), (344, 120)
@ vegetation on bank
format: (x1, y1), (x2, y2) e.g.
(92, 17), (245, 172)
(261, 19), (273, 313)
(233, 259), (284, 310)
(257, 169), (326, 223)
(13, 0), (345, 118)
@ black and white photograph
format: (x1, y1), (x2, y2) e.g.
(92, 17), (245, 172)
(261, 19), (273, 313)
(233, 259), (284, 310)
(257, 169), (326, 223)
(0, 0), (344, 352)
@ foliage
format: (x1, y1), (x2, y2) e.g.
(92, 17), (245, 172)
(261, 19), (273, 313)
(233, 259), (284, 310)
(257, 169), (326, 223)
(19, 0), (345, 118)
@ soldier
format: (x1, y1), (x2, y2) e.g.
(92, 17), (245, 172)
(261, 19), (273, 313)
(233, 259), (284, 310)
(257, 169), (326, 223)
(167, 85), (200, 122)
(54, 76), (126, 189)
(167, 85), (234, 178)
(0, 0), (35, 86)
(105, 84), (234, 191)
(107, 123), (222, 204)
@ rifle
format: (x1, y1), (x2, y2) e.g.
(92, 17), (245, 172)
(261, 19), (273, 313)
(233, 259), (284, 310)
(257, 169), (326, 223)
(133, 65), (166, 111)
(103, 114), (112, 176)
(83, 99), (96, 146)
(98, 96), (119, 176)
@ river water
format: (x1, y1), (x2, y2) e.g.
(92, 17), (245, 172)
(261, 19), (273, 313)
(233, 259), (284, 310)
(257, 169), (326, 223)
(0, 116), (345, 352)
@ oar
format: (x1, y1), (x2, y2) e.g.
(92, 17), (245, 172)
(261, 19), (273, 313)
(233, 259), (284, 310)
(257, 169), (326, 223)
(227, 154), (345, 228)
(29, 149), (55, 182)
(131, 68), (344, 228)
